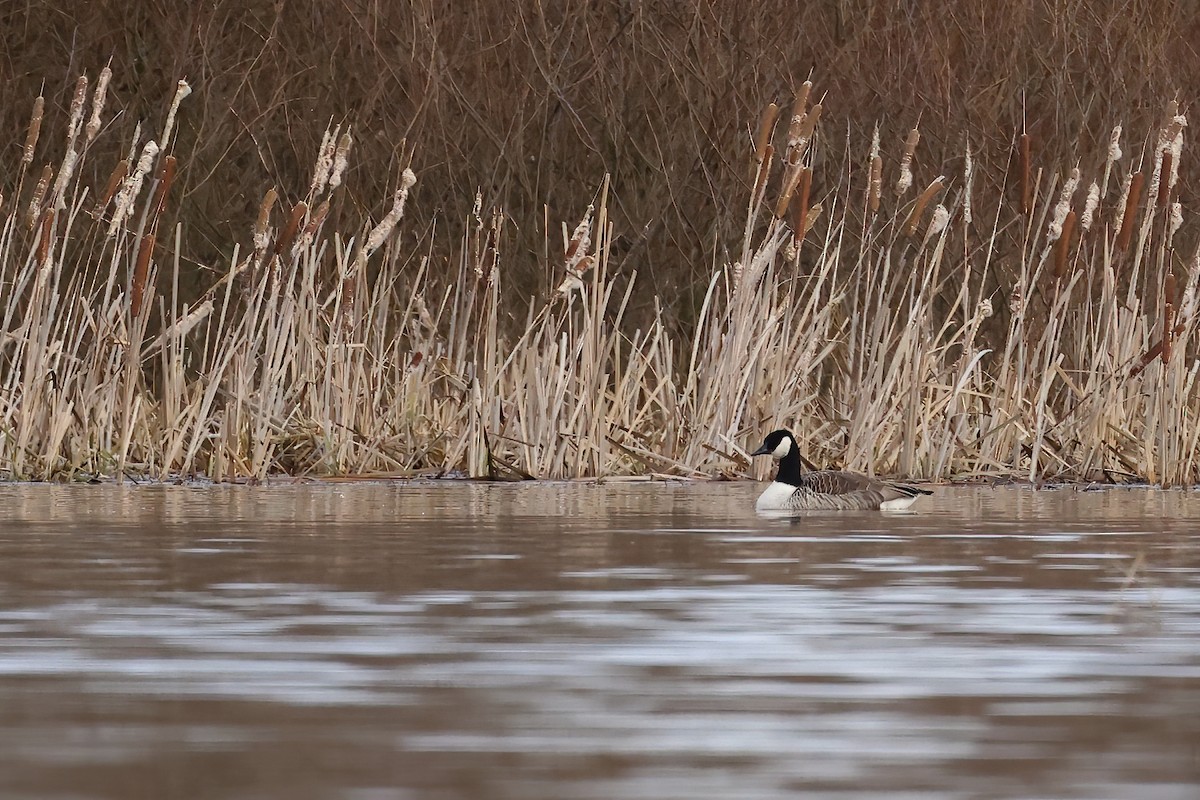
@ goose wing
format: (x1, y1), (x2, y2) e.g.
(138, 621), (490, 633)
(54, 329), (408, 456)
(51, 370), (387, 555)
(790, 470), (927, 510)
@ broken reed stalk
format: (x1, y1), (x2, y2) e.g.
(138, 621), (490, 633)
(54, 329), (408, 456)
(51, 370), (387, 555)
(1117, 173), (1143, 250)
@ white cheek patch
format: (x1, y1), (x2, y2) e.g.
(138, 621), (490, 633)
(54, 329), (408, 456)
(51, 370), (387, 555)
(771, 437), (792, 459)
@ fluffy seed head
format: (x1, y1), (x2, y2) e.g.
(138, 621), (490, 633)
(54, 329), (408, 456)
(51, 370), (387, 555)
(1079, 182), (1100, 231)
(86, 66), (112, 143)
(328, 129), (354, 192)
(23, 95), (44, 165)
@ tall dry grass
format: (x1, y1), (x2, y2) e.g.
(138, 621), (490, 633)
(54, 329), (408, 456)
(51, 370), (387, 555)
(1, 72), (1199, 485)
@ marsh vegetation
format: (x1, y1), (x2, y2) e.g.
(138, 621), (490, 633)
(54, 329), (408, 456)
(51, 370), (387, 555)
(1, 2), (1198, 483)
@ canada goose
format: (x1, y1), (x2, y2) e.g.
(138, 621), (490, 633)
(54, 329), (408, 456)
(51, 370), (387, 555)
(751, 429), (933, 512)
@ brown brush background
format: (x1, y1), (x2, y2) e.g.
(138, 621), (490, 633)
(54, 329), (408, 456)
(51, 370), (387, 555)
(2, 0), (1196, 314)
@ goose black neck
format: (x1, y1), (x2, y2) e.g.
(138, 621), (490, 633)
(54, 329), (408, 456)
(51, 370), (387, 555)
(775, 440), (803, 486)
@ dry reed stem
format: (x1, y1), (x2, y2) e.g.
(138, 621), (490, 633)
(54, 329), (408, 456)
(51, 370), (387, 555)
(962, 142), (974, 226)
(1116, 173), (1143, 251)
(1019, 133), (1032, 214)
(1101, 125), (1122, 199)
(1163, 272), (1177, 363)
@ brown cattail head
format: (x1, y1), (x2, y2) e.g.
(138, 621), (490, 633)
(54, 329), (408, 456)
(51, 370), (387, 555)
(328, 129), (354, 192)
(253, 188), (278, 253)
(96, 159), (130, 217)
(896, 127), (920, 196)
(149, 156), (177, 228)
(37, 209), (55, 266)
(789, 168), (813, 245)
(295, 198), (331, 255)
(904, 176), (944, 236)
(789, 82), (811, 125)
(1116, 172), (1143, 251)
(1019, 133), (1032, 214)
(869, 155), (883, 213)
(1158, 149), (1173, 208)
(785, 103), (822, 165)
(27, 164), (52, 228)
(23, 95), (44, 166)
(754, 102), (781, 167)
(274, 201), (308, 257)
(131, 232), (156, 319)
(66, 75), (88, 145)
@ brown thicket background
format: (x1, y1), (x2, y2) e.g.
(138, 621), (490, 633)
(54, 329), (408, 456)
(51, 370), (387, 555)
(2, 0), (1197, 318)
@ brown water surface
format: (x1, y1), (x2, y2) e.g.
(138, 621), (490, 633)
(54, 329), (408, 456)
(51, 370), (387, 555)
(0, 482), (1197, 799)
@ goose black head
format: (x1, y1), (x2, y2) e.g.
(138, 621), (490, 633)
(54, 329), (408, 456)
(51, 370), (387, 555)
(751, 429), (797, 460)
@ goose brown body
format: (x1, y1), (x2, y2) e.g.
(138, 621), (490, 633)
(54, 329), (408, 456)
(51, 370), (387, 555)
(751, 429), (932, 512)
